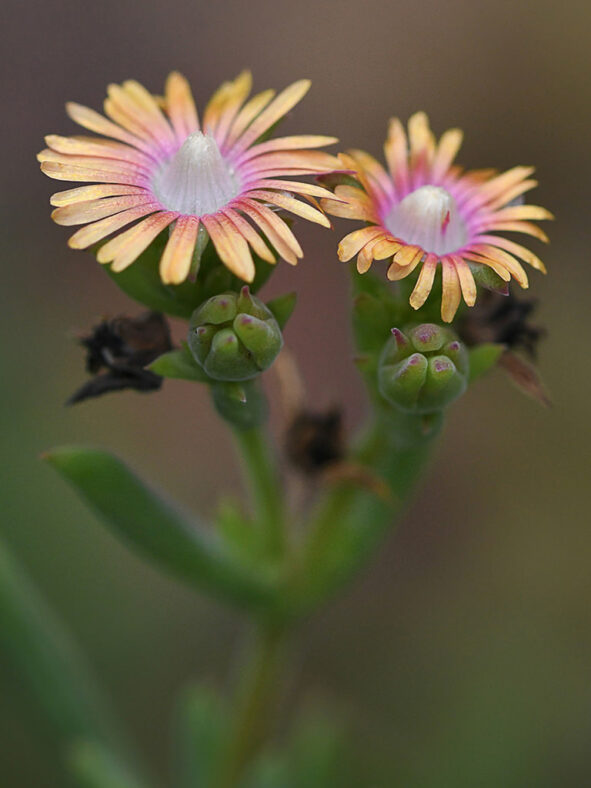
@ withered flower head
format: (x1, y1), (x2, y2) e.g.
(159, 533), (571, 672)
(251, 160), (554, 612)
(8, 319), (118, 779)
(68, 311), (172, 404)
(458, 289), (544, 359)
(285, 408), (344, 475)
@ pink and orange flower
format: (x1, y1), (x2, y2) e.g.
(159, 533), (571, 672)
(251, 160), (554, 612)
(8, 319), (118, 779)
(39, 72), (341, 284)
(323, 113), (552, 322)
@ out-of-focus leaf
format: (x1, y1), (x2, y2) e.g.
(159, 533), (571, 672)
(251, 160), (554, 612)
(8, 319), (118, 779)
(287, 706), (351, 788)
(352, 292), (393, 355)
(43, 447), (276, 610)
(68, 740), (148, 788)
(215, 498), (261, 561)
(266, 292), (297, 331)
(468, 343), (505, 383)
(173, 685), (228, 788)
(148, 342), (210, 382)
(469, 263), (510, 296)
(0, 539), (145, 782)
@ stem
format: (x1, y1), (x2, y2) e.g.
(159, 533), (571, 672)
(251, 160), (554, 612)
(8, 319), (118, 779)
(293, 409), (441, 614)
(233, 426), (286, 558)
(215, 620), (286, 788)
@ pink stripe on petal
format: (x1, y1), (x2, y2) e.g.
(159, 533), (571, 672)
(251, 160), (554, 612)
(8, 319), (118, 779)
(159, 216), (200, 284)
(68, 203), (160, 249)
(65, 102), (157, 157)
(247, 189), (330, 227)
(238, 135), (338, 163)
(50, 184), (147, 207)
(337, 226), (385, 262)
(222, 208), (276, 264)
(104, 96), (170, 158)
(409, 254), (438, 310)
(234, 199), (302, 264)
(241, 178), (342, 201)
(40, 160), (150, 186)
(52, 194), (154, 226)
(38, 150), (151, 179)
(224, 89), (275, 150)
(213, 72), (253, 147)
(441, 256), (462, 322)
(451, 254), (477, 306)
(165, 72), (200, 141)
(110, 211), (179, 272)
(45, 135), (154, 168)
(231, 80), (311, 155)
(201, 213), (255, 281)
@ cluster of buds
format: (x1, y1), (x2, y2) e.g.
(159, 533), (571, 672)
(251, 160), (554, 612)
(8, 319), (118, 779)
(188, 287), (283, 382)
(378, 324), (469, 414)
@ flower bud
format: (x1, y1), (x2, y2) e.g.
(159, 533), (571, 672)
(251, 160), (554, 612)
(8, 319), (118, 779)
(378, 324), (468, 413)
(188, 287), (283, 381)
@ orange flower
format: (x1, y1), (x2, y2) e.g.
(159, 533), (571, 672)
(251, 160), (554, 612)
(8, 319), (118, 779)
(39, 72), (340, 284)
(323, 113), (552, 322)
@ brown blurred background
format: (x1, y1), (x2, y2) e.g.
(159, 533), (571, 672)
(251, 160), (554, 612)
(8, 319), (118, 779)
(1, 0), (590, 784)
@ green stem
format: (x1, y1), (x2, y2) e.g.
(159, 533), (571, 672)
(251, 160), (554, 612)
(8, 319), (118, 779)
(215, 620), (286, 788)
(233, 426), (286, 559)
(293, 409), (441, 614)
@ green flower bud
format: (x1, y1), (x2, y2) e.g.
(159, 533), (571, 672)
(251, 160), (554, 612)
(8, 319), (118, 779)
(378, 324), (468, 413)
(188, 287), (283, 381)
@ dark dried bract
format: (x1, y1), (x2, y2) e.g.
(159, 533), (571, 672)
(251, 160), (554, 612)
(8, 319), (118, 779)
(68, 312), (172, 405)
(459, 290), (544, 359)
(285, 408), (344, 475)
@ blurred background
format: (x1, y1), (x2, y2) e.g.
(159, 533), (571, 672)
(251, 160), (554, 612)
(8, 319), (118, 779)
(1, 0), (590, 784)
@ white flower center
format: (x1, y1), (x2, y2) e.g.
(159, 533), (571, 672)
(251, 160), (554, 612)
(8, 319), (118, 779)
(152, 131), (241, 215)
(384, 185), (467, 255)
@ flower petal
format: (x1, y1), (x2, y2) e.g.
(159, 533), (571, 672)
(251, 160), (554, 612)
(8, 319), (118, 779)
(337, 226), (385, 262)
(247, 189), (330, 227)
(235, 199), (302, 264)
(225, 89), (276, 149)
(231, 80), (311, 154)
(109, 211), (179, 272)
(159, 215), (200, 284)
(452, 255), (477, 306)
(201, 213), (255, 281)
(409, 253), (438, 310)
(52, 194), (153, 226)
(68, 203), (159, 249)
(441, 256), (462, 322)
(50, 184), (147, 207)
(165, 71), (200, 141)
(65, 102), (155, 156)
(222, 208), (276, 264)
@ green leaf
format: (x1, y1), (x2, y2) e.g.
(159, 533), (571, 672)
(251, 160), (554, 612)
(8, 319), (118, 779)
(266, 292), (297, 331)
(43, 447), (276, 610)
(0, 539), (117, 744)
(148, 343), (211, 382)
(287, 708), (351, 788)
(103, 231), (275, 320)
(469, 263), (510, 296)
(468, 343), (505, 382)
(0, 539), (146, 782)
(215, 498), (261, 561)
(352, 292), (393, 354)
(68, 740), (149, 788)
(103, 233), (207, 319)
(173, 685), (228, 788)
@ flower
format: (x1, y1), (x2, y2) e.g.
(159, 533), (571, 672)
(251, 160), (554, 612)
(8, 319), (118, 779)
(323, 113), (552, 322)
(39, 72), (341, 284)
